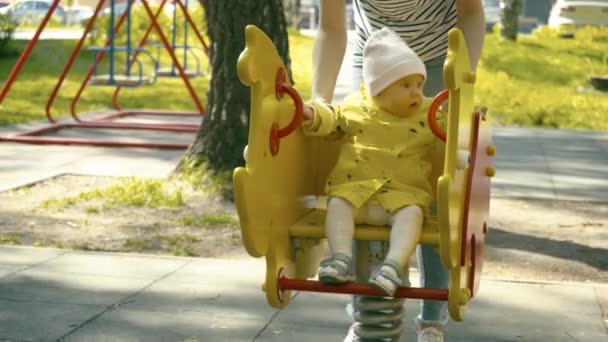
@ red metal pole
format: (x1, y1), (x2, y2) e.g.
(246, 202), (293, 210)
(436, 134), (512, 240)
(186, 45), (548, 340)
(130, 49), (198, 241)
(112, 0), (169, 111)
(279, 277), (450, 301)
(70, 0), (132, 121)
(0, 0), (62, 105)
(1, 134), (189, 149)
(176, 0), (209, 54)
(45, 0), (107, 123)
(139, 0), (205, 114)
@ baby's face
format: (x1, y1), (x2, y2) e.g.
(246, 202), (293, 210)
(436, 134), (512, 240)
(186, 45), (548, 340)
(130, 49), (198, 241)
(372, 74), (425, 117)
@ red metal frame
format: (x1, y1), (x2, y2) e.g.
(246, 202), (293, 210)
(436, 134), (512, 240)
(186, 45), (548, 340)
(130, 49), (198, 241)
(0, 0), (208, 148)
(278, 274), (449, 301)
(105, 0), (209, 121)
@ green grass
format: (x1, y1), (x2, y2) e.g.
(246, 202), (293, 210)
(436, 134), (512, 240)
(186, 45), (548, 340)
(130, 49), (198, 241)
(476, 27), (608, 129)
(176, 213), (238, 228)
(2, 27), (606, 131)
(123, 238), (153, 250)
(161, 234), (199, 256)
(33, 240), (52, 247)
(0, 38), (209, 126)
(41, 177), (185, 210)
(288, 29), (314, 100)
(0, 234), (21, 245)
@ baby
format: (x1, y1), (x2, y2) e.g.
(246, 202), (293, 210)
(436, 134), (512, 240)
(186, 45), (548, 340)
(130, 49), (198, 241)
(301, 28), (440, 296)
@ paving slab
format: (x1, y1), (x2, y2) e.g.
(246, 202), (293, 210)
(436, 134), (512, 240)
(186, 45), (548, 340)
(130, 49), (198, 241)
(268, 279), (608, 342)
(0, 269), (154, 306)
(34, 251), (189, 279)
(0, 246), (605, 341)
(124, 261), (277, 321)
(492, 127), (608, 202)
(61, 309), (265, 342)
(0, 299), (106, 342)
(0, 245), (63, 269)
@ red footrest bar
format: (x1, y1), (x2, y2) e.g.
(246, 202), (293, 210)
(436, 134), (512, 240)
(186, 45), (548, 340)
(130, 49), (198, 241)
(278, 276), (449, 300)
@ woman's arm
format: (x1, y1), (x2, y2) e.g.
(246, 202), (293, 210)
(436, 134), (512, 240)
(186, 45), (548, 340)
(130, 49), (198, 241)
(311, 0), (347, 103)
(456, 0), (486, 71)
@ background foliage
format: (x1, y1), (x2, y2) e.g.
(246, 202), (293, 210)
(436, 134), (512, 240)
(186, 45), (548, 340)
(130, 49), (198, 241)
(476, 26), (608, 130)
(0, 20), (606, 131)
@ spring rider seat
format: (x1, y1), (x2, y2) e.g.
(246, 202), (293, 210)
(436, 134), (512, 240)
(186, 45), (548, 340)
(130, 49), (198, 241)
(233, 24), (495, 339)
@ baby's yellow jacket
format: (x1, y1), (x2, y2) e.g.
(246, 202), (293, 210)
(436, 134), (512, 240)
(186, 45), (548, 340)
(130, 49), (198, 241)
(304, 92), (439, 213)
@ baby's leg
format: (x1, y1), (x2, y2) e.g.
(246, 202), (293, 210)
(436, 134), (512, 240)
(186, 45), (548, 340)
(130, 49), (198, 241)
(318, 197), (356, 283)
(386, 205), (423, 267)
(326, 196), (356, 256)
(369, 205), (423, 296)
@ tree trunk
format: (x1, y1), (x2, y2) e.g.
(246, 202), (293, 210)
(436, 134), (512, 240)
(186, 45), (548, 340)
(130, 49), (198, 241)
(500, 0), (521, 41)
(283, 0), (301, 28)
(181, 0), (291, 196)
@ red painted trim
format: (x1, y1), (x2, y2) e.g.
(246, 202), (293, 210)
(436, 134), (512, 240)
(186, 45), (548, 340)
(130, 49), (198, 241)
(278, 275), (449, 301)
(461, 113), (481, 266)
(427, 89), (449, 142)
(269, 68), (303, 156)
(0, 135), (188, 149)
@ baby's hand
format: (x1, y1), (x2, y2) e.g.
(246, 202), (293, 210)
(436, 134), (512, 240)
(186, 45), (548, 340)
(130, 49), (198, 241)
(301, 104), (315, 127)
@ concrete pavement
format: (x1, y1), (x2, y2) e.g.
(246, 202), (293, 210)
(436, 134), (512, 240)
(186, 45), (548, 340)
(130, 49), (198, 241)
(0, 117), (606, 341)
(0, 246), (606, 342)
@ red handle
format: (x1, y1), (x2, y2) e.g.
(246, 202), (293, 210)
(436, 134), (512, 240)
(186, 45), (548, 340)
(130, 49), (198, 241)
(428, 89), (449, 142)
(270, 68), (303, 156)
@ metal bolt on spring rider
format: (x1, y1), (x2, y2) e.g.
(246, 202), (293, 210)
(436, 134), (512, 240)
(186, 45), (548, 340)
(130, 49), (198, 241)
(233, 25), (495, 341)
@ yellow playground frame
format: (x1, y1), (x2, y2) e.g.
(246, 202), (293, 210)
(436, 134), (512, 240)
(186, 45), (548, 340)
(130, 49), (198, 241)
(233, 25), (495, 321)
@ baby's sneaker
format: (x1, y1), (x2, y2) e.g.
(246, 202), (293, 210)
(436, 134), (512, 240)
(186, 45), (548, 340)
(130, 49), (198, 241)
(368, 258), (403, 297)
(318, 253), (353, 284)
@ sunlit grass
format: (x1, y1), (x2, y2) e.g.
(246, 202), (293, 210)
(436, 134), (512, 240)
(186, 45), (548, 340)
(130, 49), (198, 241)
(0, 38), (209, 126)
(476, 27), (608, 130)
(41, 177), (185, 210)
(0, 234), (21, 245)
(161, 234), (199, 256)
(175, 213), (239, 228)
(288, 28), (314, 100)
(2, 25), (605, 131)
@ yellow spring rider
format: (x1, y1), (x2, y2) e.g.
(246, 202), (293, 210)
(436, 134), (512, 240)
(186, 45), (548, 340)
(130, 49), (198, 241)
(233, 25), (495, 321)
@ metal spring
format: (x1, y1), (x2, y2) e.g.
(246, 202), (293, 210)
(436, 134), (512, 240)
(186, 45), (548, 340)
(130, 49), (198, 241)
(347, 240), (406, 341)
(350, 295), (405, 341)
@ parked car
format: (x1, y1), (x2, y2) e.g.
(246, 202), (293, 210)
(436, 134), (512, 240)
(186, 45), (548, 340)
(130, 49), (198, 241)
(548, 0), (608, 34)
(0, 0), (66, 25)
(65, 5), (93, 26)
(0, 2), (10, 14)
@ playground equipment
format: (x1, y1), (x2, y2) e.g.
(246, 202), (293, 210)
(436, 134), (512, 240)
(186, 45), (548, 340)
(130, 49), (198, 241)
(0, 0), (208, 148)
(155, 0), (207, 78)
(233, 25), (495, 340)
(88, 0), (158, 87)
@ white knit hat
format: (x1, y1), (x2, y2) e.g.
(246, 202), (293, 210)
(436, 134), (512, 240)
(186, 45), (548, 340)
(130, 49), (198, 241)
(363, 28), (427, 97)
